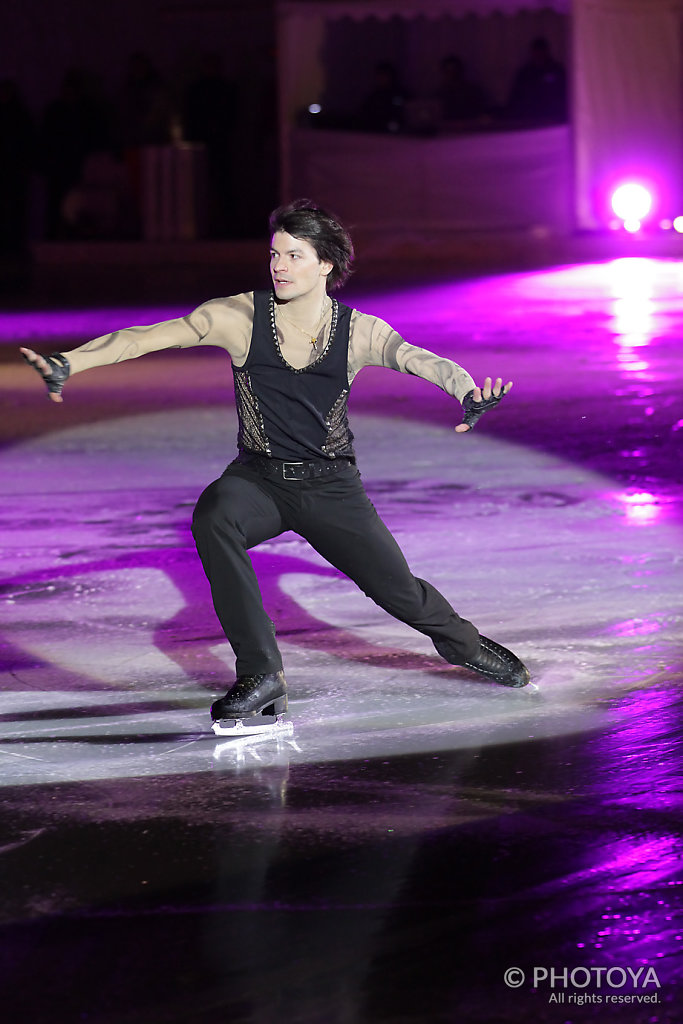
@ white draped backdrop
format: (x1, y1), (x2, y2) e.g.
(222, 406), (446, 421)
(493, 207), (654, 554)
(292, 125), (572, 233)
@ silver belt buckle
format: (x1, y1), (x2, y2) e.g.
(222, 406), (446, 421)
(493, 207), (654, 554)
(282, 461), (304, 480)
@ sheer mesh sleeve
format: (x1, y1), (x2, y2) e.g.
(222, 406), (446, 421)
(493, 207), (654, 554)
(347, 309), (476, 403)
(62, 293), (255, 375)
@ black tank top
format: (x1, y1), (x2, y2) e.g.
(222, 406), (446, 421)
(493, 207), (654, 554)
(232, 290), (355, 461)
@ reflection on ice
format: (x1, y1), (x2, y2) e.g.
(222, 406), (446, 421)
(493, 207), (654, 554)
(611, 489), (665, 525)
(612, 296), (655, 340)
(610, 257), (656, 350)
(607, 618), (661, 638)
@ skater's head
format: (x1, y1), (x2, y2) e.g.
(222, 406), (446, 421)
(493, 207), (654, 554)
(268, 199), (354, 291)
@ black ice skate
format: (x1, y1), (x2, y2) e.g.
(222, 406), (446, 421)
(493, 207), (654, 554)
(210, 671), (293, 737)
(435, 635), (530, 688)
(464, 635), (530, 687)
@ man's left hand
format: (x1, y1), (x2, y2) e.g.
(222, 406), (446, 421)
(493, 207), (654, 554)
(455, 377), (512, 432)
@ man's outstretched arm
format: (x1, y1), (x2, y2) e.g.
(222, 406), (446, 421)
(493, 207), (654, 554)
(349, 311), (513, 431)
(20, 316), (204, 404)
(20, 294), (254, 402)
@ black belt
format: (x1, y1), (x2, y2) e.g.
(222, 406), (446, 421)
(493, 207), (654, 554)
(236, 453), (354, 480)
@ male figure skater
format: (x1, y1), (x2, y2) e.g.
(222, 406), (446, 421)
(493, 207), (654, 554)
(21, 199), (529, 734)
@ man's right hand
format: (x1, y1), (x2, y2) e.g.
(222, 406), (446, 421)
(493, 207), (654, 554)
(20, 348), (70, 403)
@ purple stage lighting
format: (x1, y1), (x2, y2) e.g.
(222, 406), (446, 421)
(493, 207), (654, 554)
(611, 183), (653, 232)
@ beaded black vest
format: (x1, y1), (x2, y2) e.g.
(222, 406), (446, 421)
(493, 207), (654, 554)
(232, 290), (355, 461)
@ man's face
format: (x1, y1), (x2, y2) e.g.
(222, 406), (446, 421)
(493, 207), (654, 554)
(270, 231), (332, 301)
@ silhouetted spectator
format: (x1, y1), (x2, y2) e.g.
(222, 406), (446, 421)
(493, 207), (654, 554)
(184, 52), (237, 237)
(0, 79), (34, 258)
(507, 37), (567, 124)
(117, 53), (175, 236)
(40, 68), (111, 239)
(119, 52), (174, 148)
(62, 152), (131, 239)
(359, 62), (407, 133)
(437, 55), (486, 124)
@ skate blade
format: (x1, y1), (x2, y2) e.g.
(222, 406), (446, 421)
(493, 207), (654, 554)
(211, 713), (293, 738)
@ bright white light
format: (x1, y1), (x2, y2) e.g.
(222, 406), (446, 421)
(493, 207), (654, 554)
(613, 297), (654, 337)
(623, 218), (641, 233)
(609, 257), (655, 348)
(611, 183), (653, 223)
(673, 216), (683, 234)
(617, 491), (661, 525)
(308, 103), (322, 114)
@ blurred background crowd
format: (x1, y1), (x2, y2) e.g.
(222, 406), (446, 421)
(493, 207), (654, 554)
(0, 18), (566, 255)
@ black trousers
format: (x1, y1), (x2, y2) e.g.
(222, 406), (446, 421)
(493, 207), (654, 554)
(191, 461), (480, 677)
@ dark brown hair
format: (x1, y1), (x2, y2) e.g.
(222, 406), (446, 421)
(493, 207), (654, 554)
(268, 199), (354, 291)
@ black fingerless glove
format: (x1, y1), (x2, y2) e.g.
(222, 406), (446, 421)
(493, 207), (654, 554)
(23, 352), (71, 398)
(461, 387), (506, 429)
